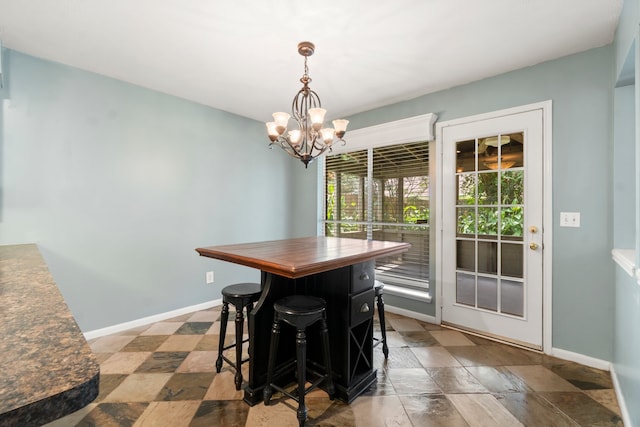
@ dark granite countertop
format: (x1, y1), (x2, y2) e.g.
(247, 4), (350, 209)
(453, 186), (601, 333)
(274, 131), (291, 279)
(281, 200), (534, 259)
(0, 244), (99, 426)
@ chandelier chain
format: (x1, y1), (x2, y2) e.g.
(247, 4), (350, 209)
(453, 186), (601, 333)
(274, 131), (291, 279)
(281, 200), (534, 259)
(265, 41), (348, 167)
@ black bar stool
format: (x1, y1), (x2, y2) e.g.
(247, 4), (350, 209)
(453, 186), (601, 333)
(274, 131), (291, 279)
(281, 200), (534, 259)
(263, 295), (335, 427)
(216, 282), (262, 390)
(373, 280), (389, 358)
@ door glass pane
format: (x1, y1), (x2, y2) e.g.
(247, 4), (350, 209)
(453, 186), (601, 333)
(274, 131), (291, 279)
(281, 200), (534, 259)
(478, 207), (498, 237)
(478, 172), (499, 205)
(457, 174), (476, 204)
(501, 279), (524, 317)
(477, 276), (497, 311)
(456, 139), (475, 173)
(456, 240), (475, 271)
(479, 135), (504, 171)
(501, 243), (523, 278)
(478, 241), (497, 274)
(503, 132), (524, 169)
(501, 206), (523, 237)
(501, 170), (524, 204)
(456, 273), (475, 306)
(457, 207), (476, 235)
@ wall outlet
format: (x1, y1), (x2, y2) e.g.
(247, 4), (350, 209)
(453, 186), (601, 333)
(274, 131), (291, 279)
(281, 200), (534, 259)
(206, 271), (214, 284)
(560, 212), (580, 228)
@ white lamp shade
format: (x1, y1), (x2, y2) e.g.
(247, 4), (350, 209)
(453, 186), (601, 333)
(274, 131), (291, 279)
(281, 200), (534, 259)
(320, 128), (335, 143)
(288, 130), (302, 145)
(332, 119), (349, 133)
(308, 108), (326, 125)
(272, 112), (291, 134)
(266, 122), (278, 137)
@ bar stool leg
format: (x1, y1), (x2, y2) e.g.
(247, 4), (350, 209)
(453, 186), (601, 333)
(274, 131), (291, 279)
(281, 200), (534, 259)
(216, 302), (230, 373)
(376, 293), (389, 359)
(234, 306), (245, 390)
(246, 302), (254, 355)
(319, 316), (335, 399)
(263, 316), (280, 405)
(295, 329), (307, 427)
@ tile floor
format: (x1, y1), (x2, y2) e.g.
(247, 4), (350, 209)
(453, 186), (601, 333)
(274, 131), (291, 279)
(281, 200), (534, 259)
(46, 307), (624, 426)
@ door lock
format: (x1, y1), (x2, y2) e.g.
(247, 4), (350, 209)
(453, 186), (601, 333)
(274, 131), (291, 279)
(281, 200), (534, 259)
(529, 226), (538, 233)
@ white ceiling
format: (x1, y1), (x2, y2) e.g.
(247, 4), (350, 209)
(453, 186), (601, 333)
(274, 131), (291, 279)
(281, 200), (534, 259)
(0, 0), (623, 123)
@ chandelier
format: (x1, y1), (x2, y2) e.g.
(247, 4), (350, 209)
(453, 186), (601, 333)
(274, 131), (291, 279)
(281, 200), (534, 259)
(266, 41), (348, 168)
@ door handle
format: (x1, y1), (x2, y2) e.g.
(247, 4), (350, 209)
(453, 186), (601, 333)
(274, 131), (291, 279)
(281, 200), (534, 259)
(529, 242), (539, 250)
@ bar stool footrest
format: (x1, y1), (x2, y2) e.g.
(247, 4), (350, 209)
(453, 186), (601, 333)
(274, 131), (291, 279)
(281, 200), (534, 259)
(221, 355), (250, 367)
(221, 338), (250, 353)
(268, 373), (327, 404)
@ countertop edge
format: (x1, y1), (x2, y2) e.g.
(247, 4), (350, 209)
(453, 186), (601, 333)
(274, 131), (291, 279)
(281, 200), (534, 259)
(0, 244), (100, 425)
(0, 373), (100, 427)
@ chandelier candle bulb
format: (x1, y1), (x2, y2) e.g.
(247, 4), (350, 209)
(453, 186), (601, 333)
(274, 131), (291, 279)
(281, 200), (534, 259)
(265, 41), (348, 167)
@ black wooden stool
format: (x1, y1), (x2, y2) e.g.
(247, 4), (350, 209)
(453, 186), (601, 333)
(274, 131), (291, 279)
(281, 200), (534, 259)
(263, 295), (335, 427)
(216, 282), (262, 390)
(373, 280), (389, 358)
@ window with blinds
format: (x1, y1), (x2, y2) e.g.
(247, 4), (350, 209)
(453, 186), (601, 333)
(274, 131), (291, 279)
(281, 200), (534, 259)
(324, 141), (430, 289)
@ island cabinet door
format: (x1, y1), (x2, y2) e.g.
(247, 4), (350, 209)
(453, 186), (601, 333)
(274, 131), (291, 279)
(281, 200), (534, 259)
(309, 261), (376, 400)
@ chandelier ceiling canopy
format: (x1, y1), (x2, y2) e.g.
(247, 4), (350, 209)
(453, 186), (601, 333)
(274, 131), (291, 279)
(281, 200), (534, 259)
(266, 41), (348, 168)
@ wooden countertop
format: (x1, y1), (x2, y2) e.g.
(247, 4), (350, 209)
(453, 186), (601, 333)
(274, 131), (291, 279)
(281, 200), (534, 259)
(196, 236), (411, 279)
(0, 244), (99, 426)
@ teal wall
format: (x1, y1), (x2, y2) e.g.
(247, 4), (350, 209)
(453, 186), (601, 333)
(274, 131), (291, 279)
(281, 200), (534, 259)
(613, 1), (640, 425)
(0, 49), (294, 331)
(293, 46), (616, 361)
(613, 85), (635, 248)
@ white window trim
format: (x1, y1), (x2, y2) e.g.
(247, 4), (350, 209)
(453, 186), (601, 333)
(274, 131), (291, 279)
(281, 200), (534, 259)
(328, 113), (438, 155)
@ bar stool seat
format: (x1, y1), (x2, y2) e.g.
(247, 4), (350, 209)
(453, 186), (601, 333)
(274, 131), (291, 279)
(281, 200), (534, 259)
(373, 280), (389, 358)
(263, 295), (335, 427)
(216, 282), (262, 390)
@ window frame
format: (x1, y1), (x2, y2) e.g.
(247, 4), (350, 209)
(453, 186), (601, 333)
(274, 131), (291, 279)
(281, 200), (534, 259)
(317, 113), (438, 290)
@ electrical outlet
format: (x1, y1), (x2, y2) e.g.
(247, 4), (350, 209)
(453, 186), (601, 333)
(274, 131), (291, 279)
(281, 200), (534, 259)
(206, 271), (214, 284)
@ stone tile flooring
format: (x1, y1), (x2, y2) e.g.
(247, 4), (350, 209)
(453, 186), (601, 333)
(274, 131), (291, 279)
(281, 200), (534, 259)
(46, 307), (624, 426)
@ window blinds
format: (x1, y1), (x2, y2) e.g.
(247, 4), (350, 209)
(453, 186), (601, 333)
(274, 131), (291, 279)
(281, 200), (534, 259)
(324, 141), (430, 287)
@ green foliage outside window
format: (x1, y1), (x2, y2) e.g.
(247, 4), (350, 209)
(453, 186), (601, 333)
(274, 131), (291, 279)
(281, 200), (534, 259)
(457, 170), (524, 236)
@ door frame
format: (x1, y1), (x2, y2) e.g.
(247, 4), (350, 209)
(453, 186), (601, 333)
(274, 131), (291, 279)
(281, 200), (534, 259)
(434, 101), (553, 353)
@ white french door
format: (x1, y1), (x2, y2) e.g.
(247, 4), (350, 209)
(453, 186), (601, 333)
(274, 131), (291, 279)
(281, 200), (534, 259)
(441, 108), (544, 350)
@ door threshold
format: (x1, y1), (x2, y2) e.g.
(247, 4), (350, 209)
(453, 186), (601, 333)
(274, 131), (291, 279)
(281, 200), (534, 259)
(441, 322), (543, 353)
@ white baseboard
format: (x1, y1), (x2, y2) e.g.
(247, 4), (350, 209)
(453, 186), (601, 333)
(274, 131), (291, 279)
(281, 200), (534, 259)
(84, 299), (437, 341)
(610, 364), (632, 427)
(384, 304), (438, 325)
(550, 347), (611, 371)
(83, 299), (222, 340)
(363, 303), (615, 374)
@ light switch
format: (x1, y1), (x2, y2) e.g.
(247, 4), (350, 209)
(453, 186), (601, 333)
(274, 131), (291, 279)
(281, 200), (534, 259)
(560, 212), (580, 227)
